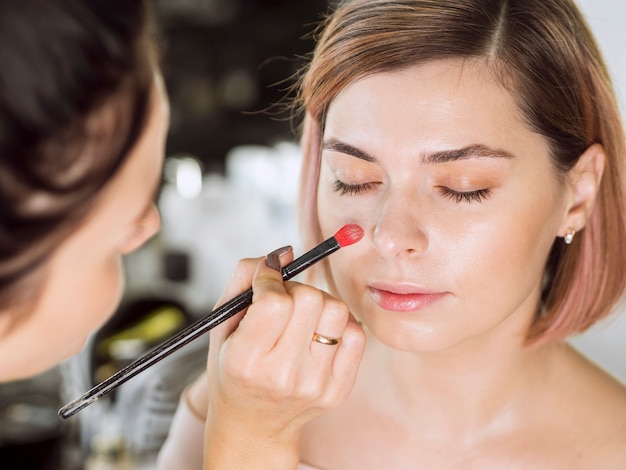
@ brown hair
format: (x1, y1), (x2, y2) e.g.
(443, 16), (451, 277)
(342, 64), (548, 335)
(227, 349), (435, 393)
(0, 0), (158, 311)
(294, 0), (626, 344)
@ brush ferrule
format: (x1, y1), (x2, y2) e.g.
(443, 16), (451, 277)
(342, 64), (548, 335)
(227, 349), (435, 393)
(281, 237), (339, 280)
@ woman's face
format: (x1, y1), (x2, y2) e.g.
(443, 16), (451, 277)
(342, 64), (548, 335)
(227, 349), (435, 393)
(1, 75), (169, 380)
(317, 60), (572, 353)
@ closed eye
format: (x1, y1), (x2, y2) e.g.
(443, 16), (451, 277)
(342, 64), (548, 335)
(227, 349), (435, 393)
(438, 187), (492, 203)
(333, 180), (379, 196)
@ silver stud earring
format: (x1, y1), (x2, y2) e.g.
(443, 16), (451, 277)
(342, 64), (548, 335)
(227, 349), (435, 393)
(564, 228), (575, 245)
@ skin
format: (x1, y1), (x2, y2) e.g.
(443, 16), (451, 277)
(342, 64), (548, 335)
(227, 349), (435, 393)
(188, 60), (625, 468)
(0, 74), (169, 381)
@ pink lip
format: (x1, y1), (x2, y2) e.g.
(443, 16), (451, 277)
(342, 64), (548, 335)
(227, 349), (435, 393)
(368, 284), (447, 312)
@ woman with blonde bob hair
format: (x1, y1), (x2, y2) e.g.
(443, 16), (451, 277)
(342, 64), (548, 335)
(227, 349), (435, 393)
(160, 0), (626, 468)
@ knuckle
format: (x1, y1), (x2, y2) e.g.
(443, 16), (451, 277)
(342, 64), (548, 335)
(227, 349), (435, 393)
(272, 370), (298, 397)
(300, 379), (325, 402)
(255, 290), (294, 315)
(292, 284), (325, 311)
(325, 391), (349, 409)
(325, 297), (350, 319)
(342, 324), (367, 351)
(222, 350), (251, 382)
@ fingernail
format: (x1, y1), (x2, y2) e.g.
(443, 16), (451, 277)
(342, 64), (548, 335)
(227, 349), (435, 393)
(266, 245), (292, 271)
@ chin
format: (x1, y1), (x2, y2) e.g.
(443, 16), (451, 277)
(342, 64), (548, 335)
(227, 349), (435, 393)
(363, 314), (462, 353)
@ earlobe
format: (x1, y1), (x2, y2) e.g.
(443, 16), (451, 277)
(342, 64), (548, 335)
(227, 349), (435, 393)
(558, 143), (605, 237)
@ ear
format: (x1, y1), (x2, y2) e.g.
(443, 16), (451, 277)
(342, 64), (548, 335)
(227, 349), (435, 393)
(558, 143), (605, 237)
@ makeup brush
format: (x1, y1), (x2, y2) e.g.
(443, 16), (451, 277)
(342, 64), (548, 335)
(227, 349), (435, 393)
(59, 224), (364, 419)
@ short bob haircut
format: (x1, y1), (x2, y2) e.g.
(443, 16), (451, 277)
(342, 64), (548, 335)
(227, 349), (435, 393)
(295, 0), (626, 345)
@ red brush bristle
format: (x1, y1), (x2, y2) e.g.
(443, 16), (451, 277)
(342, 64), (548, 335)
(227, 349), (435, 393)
(334, 224), (364, 247)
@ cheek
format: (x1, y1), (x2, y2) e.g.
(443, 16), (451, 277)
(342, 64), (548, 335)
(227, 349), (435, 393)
(57, 264), (124, 365)
(452, 190), (563, 310)
(59, 254), (125, 335)
(30, 255), (125, 368)
(83, 257), (125, 326)
(74, 265), (124, 348)
(316, 183), (370, 240)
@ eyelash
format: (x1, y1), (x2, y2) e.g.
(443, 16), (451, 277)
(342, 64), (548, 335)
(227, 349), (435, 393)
(437, 187), (492, 203)
(333, 179), (491, 204)
(333, 180), (378, 196)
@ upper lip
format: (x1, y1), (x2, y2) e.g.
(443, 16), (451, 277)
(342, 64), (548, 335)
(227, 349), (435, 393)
(368, 281), (443, 295)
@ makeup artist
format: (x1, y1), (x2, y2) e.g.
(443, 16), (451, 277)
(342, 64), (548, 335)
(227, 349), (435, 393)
(159, 0), (626, 468)
(0, 1), (167, 385)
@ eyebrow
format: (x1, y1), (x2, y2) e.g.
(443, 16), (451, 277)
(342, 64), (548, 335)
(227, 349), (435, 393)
(321, 138), (515, 164)
(321, 138), (376, 162)
(423, 144), (515, 164)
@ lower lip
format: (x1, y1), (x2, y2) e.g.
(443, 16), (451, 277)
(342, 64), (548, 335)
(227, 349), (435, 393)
(369, 288), (446, 312)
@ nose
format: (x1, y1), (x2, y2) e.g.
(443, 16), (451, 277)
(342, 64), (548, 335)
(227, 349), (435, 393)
(120, 204), (161, 254)
(372, 192), (427, 259)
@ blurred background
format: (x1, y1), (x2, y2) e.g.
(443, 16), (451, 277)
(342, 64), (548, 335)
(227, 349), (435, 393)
(0, 0), (624, 468)
(156, 0), (328, 174)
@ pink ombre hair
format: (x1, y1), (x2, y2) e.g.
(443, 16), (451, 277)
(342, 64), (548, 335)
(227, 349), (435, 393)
(294, 0), (626, 345)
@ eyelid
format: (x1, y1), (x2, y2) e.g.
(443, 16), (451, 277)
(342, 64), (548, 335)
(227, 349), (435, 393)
(325, 154), (383, 197)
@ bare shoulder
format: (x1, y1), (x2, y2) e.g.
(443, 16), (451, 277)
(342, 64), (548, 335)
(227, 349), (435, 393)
(552, 344), (626, 464)
(561, 344), (626, 412)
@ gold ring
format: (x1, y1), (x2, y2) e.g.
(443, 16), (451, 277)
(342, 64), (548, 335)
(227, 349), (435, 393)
(312, 332), (341, 346)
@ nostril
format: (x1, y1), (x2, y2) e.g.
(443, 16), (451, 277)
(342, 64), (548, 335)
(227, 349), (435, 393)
(373, 223), (427, 259)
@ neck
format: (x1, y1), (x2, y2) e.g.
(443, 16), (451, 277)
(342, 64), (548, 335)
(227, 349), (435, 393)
(361, 329), (562, 437)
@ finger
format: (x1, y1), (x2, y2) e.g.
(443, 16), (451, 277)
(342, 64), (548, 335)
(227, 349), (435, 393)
(276, 286), (347, 359)
(331, 314), (366, 388)
(231, 246), (295, 352)
(278, 283), (326, 351)
(252, 244), (294, 297)
(309, 297), (350, 355)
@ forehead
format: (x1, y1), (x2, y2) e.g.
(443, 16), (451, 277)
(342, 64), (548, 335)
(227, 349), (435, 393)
(323, 59), (537, 156)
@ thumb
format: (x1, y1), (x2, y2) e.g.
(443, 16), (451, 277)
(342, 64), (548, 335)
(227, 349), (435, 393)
(209, 245), (294, 346)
